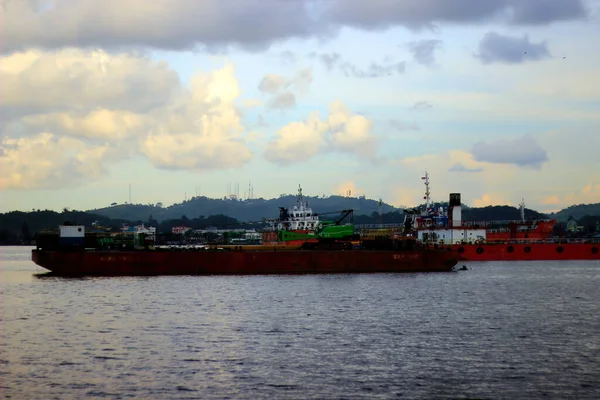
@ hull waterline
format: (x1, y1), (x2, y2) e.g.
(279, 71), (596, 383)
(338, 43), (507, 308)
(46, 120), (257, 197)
(32, 248), (459, 276)
(451, 243), (600, 261)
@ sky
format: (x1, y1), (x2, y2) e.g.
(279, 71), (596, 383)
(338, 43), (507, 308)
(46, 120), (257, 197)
(1, 0), (600, 214)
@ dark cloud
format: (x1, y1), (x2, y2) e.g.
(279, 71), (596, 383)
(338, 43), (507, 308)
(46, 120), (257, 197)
(323, 0), (588, 28)
(448, 163), (483, 173)
(411, 101), (433, 111)
(340, 61), (406, 78)
(475, 32), (551, 64)
(258, 68), (311, 109)
(407, 39), (443, 66)
(471, 135), (548, 169)
(311, 52), (405, 78)
(319, 52), (342, 70)
(509, 0), (588, 24)
(1, 0), (589, 53)
(269, 91), (296, 109)
(258, 74), (286, 94)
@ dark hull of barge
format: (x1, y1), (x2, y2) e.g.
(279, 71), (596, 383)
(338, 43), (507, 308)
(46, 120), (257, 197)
(31, 247), (459, 276)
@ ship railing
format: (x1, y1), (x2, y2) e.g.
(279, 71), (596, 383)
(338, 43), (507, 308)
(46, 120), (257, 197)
(461, 219), (555, 227)
(355, 223), (404, 229)
(457, 238), (600, 245)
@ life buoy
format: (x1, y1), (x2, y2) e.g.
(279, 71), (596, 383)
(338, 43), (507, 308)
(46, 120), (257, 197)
(277, 223), (283, 230)
(476, 247), (484, 254)
(592, 247), (599, 254)
(556, 246), (564, 253)
(507, 245), (514, 253)
(524, 246), (531, 253)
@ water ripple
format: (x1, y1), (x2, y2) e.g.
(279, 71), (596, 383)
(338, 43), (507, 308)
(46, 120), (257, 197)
(1, 247), (600, 399)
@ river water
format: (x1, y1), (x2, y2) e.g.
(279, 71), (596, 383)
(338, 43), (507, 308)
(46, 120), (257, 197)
(1, 246), (599, 399)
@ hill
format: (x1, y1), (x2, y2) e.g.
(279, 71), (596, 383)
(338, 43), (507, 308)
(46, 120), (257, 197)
(550, 203), (600, 222)
(88, 195), (399, 223)
(462, 206), (548, 221)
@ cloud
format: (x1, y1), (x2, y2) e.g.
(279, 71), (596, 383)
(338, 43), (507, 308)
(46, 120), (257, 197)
(333, 181), (365, 197)
(475, 32), (551, 64)
(471, 135), (548, 169)
(258, 74), (287, 94)
(258, 68), (312, 109)
(542, 195), (560, 205)
(318, 52), (342, 70)
(1, 0), (588, 53)
(264, 101), (377, 165)
(340, 61), (406, 78)
(324, 0), (588, 28)
(0, 49), (180, 119)
(141, 63), (253, 170)
(269, 91), (296, 109)
(473, 193), (510, 207)
(0, 133), (112, 189)
(242, 98), (262, 108)
(310, 52), (405, 77)
(411, 101), (433, 111)
(448, 164), (484, 173)
(389, 120), (419, 132)
(0, 49), (255, 188)
(407, 39), (443, 66)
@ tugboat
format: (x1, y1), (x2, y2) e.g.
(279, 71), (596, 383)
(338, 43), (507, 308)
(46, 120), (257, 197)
(262, 185), (321, 246)
(267, 185), (320, 232)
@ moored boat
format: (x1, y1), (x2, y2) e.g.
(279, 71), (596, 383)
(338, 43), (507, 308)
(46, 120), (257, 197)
(406, 173), (600, 261)
(32, 207), (461, 276)
(31, 244), (459, 276)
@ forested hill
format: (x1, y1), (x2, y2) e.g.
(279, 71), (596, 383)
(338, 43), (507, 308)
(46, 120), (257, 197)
(462, 205), (547, 221)
(3, 197), (600, 245)
(87, 195), (399, 223)
(550, 203), (600, 222)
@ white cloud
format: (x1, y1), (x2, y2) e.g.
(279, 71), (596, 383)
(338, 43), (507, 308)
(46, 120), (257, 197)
(264, 101), (377, 165)
(0, 133), (111, 189)
(0, 49), (255, 188)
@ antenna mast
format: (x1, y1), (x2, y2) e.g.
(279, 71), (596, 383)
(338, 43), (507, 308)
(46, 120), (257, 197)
(422, 172), (430, 213)
(519, 198), (525, 223)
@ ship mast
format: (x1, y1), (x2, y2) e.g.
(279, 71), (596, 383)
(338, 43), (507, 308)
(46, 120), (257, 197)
(519, 198), (525, 223)
(422, 172), (430, 214)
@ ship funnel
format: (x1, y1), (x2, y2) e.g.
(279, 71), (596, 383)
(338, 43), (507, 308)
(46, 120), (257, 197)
(449, 193), (461, 227)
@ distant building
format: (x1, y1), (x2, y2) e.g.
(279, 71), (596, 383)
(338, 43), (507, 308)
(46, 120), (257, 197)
(566, 220), (584, 233)
(172, 226), (192, 235)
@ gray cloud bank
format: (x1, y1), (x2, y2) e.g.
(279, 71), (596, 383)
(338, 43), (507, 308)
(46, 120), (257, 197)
(1, 0), (589, 53)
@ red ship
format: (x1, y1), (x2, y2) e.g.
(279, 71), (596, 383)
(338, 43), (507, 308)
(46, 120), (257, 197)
(31, 218), (460, 276)
(31, 243), (459, 276)
(405, 173), (600, 262)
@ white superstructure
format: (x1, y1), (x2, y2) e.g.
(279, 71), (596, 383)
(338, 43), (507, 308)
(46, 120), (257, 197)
(268, 185), (320, 231)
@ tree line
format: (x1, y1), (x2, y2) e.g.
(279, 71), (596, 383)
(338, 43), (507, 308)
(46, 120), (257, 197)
(2, 206), (598, 245)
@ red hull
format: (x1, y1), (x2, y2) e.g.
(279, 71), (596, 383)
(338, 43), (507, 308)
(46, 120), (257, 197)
(31, 248), (459, 276)
(451, 243), (600, 261)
